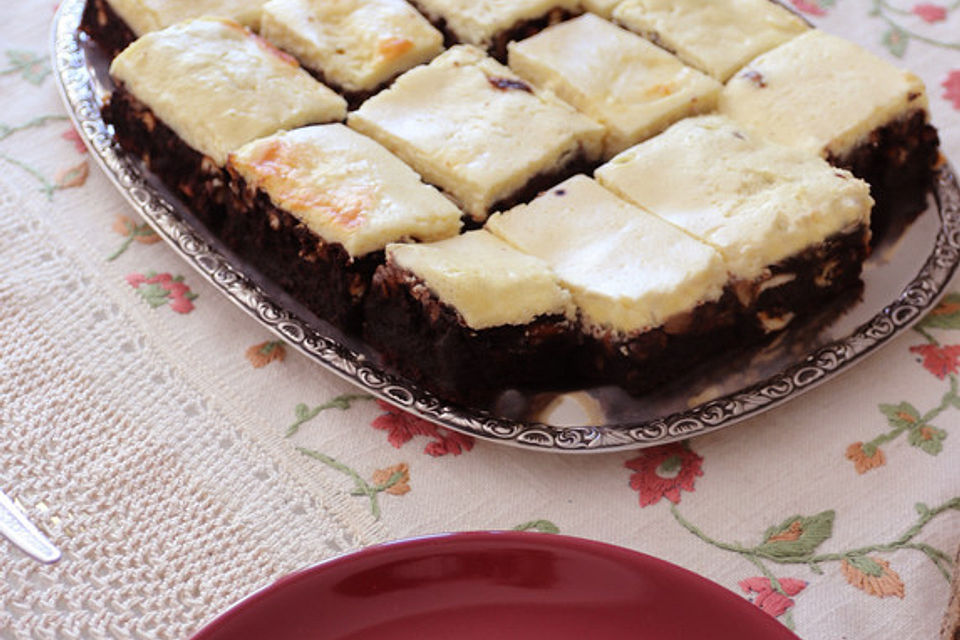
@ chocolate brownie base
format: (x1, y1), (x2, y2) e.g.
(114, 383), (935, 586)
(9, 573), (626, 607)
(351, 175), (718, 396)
(584, 290), (741, 395)
(407, 3), (580, 62)
(80, 0), (137, 58)
(223, 172), (382, 331)
(364, 263), (580, 404)
(103, 83), (230, 233)
(733, 223), (871, 336)
(828, 110), (939, 241)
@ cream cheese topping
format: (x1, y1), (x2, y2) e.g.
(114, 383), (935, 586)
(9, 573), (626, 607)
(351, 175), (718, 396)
(109, 17), (347, 166)
(387, 230), (575, 330)
(348, 45), (604, 222)
(229, 124), (463, 258)
(612, 0), (808, 82)
(486, 175), (727, 335)
(507, 13), (721, 158)
(720, 29), (929, 159)
(595, 115), (874, 281)
(410, 0), (579, 48)
(106, 0), (269, 36)
(582, 0), (625, 18)
(260, 0), (443, 94)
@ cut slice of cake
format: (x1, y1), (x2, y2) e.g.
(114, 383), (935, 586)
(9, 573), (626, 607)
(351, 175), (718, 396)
(406, 0), (580, 60)
(80, 0), (270, 57)
(365, 230), (578, 402)
(225, 124), (463, 329)
(259, 0), (444, 107)
(507, 13), (722, 159)
(720, 29), (939, 230)
(105, 17), (347, 231)
(596, 115), (874, 335)
(348, 45), (604, 223)
(611, 0), (808, 82)
(487, 175), (737, 393)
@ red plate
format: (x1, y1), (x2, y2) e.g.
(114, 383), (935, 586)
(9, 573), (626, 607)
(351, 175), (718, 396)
(190, 531), (799, 640)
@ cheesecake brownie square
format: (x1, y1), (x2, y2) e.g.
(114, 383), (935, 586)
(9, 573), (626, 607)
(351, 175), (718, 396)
(487, 175), (737, 393)
(80, 0), (269, 58)
(612, 0), (808, 82)
(259, 0), (444, 107)
(225, 124), (463, 329)
(720, 29), (939, 229)
(104, 17), (347, 232)
(407, 0), (580, 60)
(507, 13), (721, 159)
(348, 45), (604, 223)
(596, 115), (873, 335)
(365, 230), (577, 402)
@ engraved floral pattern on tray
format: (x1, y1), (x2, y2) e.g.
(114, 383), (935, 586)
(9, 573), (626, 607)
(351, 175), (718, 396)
(51, 0), (960, 452)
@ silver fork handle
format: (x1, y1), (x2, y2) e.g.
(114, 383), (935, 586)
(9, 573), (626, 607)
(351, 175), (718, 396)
(0, 489), (61, 563)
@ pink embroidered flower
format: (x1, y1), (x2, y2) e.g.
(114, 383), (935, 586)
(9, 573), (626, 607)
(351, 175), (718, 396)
(625, 442), (703, 507)
(61, 128), (88, 154)
(912, 3), (947, 22)
(789, 0), (827, 16)
(739, 577), (807, 618)
(909, 343), (960, 379)
(372, 400), (474, 456)
(127, 271), (198, 314)
(944, 70), (960, 111)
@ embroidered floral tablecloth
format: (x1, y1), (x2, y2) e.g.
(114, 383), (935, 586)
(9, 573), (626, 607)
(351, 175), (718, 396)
(2, 1), (959, 638)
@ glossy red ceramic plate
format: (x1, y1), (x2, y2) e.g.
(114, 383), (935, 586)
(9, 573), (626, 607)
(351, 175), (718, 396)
(190, 532), (799, 640)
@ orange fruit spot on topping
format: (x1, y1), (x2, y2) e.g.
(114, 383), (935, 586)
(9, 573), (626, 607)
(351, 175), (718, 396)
(378, 37), (415, 60)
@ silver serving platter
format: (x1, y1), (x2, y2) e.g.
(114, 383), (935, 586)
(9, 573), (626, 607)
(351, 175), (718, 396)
(52, 0), (960, 453)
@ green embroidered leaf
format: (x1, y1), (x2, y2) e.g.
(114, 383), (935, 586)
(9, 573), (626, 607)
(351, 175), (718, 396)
(907, 426), (946, 455)
(879, 402), (921, 429)
(757, 511), (835, 559)
(294, 403), (311, 421)
(846, 555), (885, 577)
(3, 50), (49, 85)
(287, 394), (372, 437)
(917, 293), (960, 330)
(137, 282), (171, 308)
(513, 520), (560, 534)
(258, 341), (281, 356)
(882, 26), (909, 58)
(325, 393), (373, 411)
